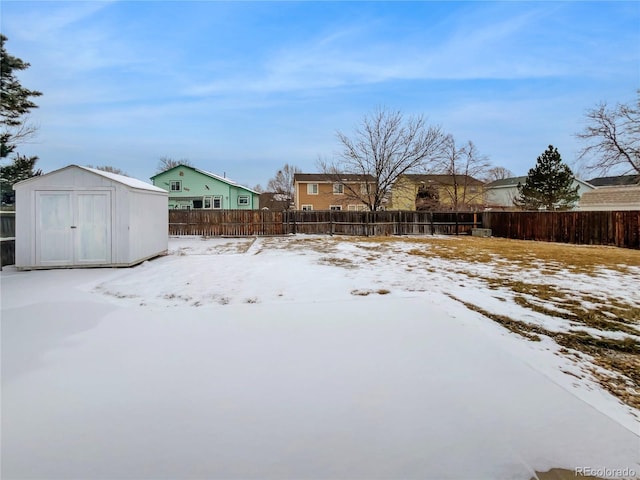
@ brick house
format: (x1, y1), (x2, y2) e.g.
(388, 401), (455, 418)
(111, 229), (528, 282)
(293, 173), (376, 211)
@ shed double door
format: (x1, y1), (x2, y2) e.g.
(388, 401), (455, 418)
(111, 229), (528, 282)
(35, 190), (112, 266)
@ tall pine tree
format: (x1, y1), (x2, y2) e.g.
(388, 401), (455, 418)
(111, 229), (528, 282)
(515, 145), (580, 210)
(1, 34), (42, 204)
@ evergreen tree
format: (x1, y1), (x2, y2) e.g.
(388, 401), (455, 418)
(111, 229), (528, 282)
(0, 35), (42, 204)
(0, 154), (42, 204)
(516, 145), (580, 210)
(1, 34), (42, 158)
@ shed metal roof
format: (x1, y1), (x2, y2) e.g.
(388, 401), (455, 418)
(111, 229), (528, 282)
(14, 164), (167, 193)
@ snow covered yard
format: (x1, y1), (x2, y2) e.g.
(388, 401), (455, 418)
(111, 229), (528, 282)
(2, 235), (639, 479)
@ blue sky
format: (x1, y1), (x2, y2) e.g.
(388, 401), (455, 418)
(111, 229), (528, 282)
(2, 1), (638, 188)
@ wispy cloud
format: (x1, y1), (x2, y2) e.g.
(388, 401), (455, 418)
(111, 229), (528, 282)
(183, 5), (575, 99)
(1, 1), (637, 185)
(7, 1), (114, 41)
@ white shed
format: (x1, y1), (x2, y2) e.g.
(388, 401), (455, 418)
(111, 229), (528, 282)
(14, 165), (168, 270)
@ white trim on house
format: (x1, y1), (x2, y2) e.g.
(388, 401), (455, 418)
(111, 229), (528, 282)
(191, 167), (259, 195)
(348, 204), (366, 211)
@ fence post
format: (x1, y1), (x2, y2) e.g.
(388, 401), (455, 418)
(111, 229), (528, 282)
(329, 209), (334, 235)
(364, 211), (368, 237)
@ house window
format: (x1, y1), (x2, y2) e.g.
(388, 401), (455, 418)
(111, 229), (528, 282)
(213, 196), (223, 209)
(301, 204), (313, 211)
(333, 183), (344, 194)
(330, 205), (342, 211)
(193, 199), (203, 209)
(238, 195), (250, 206)
(307, 183), (318, 195)
(360, 183), (371, 195)
(348, 204), (366, 211)
(170, 180), (182, 192)
(203, 197), (212, 209)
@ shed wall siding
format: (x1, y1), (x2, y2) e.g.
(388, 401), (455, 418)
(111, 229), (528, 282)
(14, 166), (167, 269)
(128, 191), (169, 263)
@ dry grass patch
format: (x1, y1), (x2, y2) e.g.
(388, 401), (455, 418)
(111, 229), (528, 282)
(349, 236), (640, 410)
(448, 293), (640, 409)
(356, 235), (640, 273)
(318, 256), (356, 269)
(447, 294), (543, 341)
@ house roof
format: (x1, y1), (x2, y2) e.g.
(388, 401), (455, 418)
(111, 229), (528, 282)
(586, 175), (640, 187)
(150, 165), (259, 194)
(485, 175), (594, 191)
(14, 164), (167, 193)
(400, 174), (485, 186)
(579, 185), (640, 208)
(485, 176), (528, 188)
(294, 173), (376, 183)
(259, 192), (291, 210)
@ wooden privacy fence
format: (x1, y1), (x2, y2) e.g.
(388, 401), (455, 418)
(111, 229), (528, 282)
(169, 209), (639, 248)
(484, 211), (640, 249)
(2, 210), (637, 268)
(0, 212), (15, 267)
(283, 210), (481, 236)
(169, 210), (286, 236)
(169, 210), (482, 236)
(1, 211), (15, 237)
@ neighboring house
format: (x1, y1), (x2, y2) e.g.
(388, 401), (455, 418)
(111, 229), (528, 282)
(578, 185), (640, 211)
(587, 175), (640, 187)
(151, 165), (259, 210)
(484, 176), (528, 210)
(259, 192), (292, 211)
(388, 174), (485, 211)
(293, 173), (376, 211)
(484, 176), (595, 210)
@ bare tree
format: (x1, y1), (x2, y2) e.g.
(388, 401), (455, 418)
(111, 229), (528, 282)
(435, 136), (490, 210)
(576, 92), (640, 175)
(266, 163), (300, 196)
(319, 107), (446, 211)
(156, 156), (193, 173)
(484, 166), (514, 182)
(415, 182), (440, 211)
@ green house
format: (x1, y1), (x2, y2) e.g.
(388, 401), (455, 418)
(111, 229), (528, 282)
(150, 165), (259, 210)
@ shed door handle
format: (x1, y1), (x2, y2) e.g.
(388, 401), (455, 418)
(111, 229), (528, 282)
(70, 226), (77, 229)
